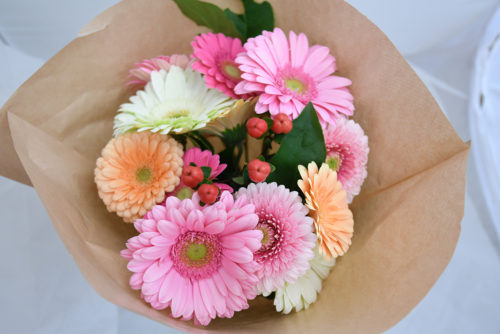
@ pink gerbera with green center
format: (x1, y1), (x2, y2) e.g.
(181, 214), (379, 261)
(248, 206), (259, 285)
(121, 191), (262, 326)
(234, 28), (354, 126)
(191, 33), (251, 99)
(236, 182), (316, 295)
(323, 118), (369, 203)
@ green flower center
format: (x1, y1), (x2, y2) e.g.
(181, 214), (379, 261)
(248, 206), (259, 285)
(326, 155), (341, 172)
(326, 155), (340, 172)
(176, 187), (194, 200)
(222, 61), (241, 79)
(136, 167), (152, 183)
(285, 78), (305, 93)
(186, 243), (207, 261)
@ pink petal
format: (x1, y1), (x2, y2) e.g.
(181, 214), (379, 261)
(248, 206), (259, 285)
(224, 247), (253, 263)
(143, 260), (172, 282)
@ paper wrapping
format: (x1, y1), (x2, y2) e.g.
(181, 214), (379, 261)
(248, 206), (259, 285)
(0, 0), (469, 332)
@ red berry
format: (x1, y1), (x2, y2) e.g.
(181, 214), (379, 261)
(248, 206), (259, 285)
(247, 159), (271, 183)
(246, 117), (268, 138)
(198, 184), (219, 204)
(182, 165), (204, 188)
(271, 113), (293, 134)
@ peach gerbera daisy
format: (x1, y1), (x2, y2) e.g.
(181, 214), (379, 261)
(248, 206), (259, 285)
(95, 132), (183, 222)
(297, 162), (354, 259)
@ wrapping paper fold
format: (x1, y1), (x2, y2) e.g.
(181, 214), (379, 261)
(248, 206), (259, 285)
(0, 0), (469, 332)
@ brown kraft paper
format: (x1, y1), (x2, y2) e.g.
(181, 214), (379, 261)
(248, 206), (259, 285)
(0, 0), (469, 332)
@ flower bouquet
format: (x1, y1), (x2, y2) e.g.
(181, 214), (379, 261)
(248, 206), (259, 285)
(0, 0), (469, 332)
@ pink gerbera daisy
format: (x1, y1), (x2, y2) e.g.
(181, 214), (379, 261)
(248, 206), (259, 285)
(191, 33), (250, 99)
(236, 182), (316, 295)
(127, 54), (191, 88)
(234, 28), (354, 126)
(323, 118), (369, 203)
(121, 191), (262, 326)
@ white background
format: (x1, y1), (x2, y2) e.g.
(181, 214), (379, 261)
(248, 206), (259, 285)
(1, 1), (499, 333)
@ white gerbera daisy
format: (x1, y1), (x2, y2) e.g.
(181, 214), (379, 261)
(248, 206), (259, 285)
(114, 66), (236, 135)
(273, 244), (335, 314)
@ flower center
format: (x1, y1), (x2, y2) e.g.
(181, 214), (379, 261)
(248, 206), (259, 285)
(176, 187), (194, 200)
(326, 144), (351, 175)
(171, 231), (222, 280)
(166, 109), (190, 118)
(136, 167), (152, 183)
(254, 209), (283, 263)
(285, 78), (305, 93)
(221, 61), (241, 80)
(186, 243), (207, 261)
(326, 155), (341, 172)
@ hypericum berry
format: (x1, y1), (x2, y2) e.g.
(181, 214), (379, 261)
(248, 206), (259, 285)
(246, 117), (268, 138)
(198, 184), (219, 204)
(182, 165), (204, 188)
(271, 113), (293, 134)
(248, 159), (271, 183)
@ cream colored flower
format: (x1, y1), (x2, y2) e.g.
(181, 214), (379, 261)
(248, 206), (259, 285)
(114, 66), (236, 135)
(274, 244), (335, 313)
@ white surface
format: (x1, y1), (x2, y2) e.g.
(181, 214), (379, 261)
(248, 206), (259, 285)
(1, 1), (500, 333)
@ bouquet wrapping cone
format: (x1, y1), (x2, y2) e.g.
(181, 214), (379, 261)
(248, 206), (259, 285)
(0, 0), (469, 332)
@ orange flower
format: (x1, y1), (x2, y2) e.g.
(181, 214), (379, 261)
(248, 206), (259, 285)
(95, 132), (183, 222)
(298, 162), (354, 259)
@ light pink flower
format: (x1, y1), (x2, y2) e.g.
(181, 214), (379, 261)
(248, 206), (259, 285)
(127, 54), (191, 88)
(323, 118), (369, 203)
(191, 33), (251, 99)
(236, 182), (316, 295)
(121, 192), (263, 326)
(234, 28), (354, 126)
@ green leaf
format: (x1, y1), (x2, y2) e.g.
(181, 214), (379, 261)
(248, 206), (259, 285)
(223, 9), (246, 37)
(188, 131), (214, 153)
(224, 0), (274, 41)
(217, 124), (247, 179)
(269, 162), (276, 173)
(232, 175), (245, 185)
(241, 0), (274, 38)
(263, 116), (273, 129)
(266, 103), (326, 192)
(201, 166), (212, 179)
(173, 0), (241, 38)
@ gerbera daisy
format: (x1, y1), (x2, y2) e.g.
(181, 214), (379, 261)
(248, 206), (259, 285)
(94, 132), (183, 222)
(236, 182), (316, 295)
(120, 191), (262, 326)
(298, 162), (354, 260)
(114, 66), (236, 136)
(234, 27), (354, 126)
(192, 33), (250, 99)
(273, 244), (335, 314)
(127, 54), (192, 88)
(324, 118), (369, 203)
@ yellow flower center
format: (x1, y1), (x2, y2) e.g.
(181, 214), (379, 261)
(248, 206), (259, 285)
(166, 109), (190, 118)
(136, 167), (152, 183)
(222, 61), (241, 80)
(285, 78), (305, 93)
(258, 226), (269, 246)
